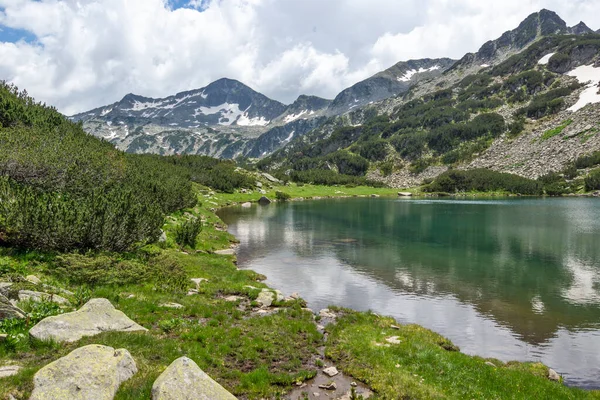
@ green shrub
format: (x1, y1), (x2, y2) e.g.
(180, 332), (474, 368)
(275, 191), (291, 201)
(574, 151), (600, 169)
(425, 169), (542, 195)
(174, 217), (203, 248)
(0, 82), (197, 252)
(562, 163), (578, 179)
(584, 169), (600, 191)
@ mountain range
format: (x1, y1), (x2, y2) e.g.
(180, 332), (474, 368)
(74, 9), (600, 186)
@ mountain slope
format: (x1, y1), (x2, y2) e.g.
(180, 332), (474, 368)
(73, 78), (286, 129)
(327, 58), (455, 114)
(258, 27), (600, 188)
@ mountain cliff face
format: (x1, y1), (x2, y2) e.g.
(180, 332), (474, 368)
(327, 58), (456, 115)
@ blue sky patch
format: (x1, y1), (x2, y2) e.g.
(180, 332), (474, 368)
(0, 25), (37, 44)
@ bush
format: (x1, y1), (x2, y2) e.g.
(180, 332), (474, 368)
(425, 169), (542, 195)
(584, 169), (600, 192)
(0, 82), (197, 252)
(275, 191), (291, 201)
(174, 217), (202, 248)
(562, 163), (578, 179)
(574, 151), (600, 169)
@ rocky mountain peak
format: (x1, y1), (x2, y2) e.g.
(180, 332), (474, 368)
(568, 21), (595, 35)
(327, 57), (456, 115)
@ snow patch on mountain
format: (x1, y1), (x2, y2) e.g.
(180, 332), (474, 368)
(237, 113), (270, 126)
(283, 110), (308, 123)
(397, 65), (441, 82)
(566, 65), (600, 112)
(538, 53), (556, 65)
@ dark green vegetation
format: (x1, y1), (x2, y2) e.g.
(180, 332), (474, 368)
(424, 169), (543, 195)
(326, 311), (600, 399)
(0, 82), (254, 252)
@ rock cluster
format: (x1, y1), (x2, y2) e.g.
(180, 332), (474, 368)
(9, 298), (238, 400)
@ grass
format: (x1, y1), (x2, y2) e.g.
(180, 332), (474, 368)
(540, 119), (573, 141)
(326, 310), (600, 400)
(2, 184), (600, 399)
(0, 186), (322, 399)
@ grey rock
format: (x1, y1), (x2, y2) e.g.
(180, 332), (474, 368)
(385, 336), (402, 344)
(158, 230), (167, 243)
(151, 356), (236, 400)
(548, 368), (561, 382)
(191, 278), (208, 289)
(241, 202), (252, 208)
(319, 309), (336, 319)
(255, 181), (263, 188)
(0, 294), (26, 321)
(214, 249), (236, 256)
(262, 173), (280, 183)
(258, 196), (271, 205)
(323, 366), (339, 377)
(398, 192), (413, 197)
(29, 298), (147, 343)
(30, 344), (137, 400)
(25, 275), (42, 285)
(159, 302), (184, 309)
(18, 290), (70, 305)
(0, 333), (7, 342)
(0, 365), (21, 378)
(256, 291), (275, 308)
(318, 382), (337, 390)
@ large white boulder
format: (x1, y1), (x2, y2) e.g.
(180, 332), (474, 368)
(152, 356), (236, 400)
(29, 298), (147, 343)
(30, 344), (137, 400)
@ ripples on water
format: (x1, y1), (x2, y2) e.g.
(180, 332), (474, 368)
(219, 197), (600, 388)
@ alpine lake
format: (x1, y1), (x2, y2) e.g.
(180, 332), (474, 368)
(218, 197), (600, 388)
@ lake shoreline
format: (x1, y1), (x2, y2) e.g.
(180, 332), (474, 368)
(215, 186), (600, 394)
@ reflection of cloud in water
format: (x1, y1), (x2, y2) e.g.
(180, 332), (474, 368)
(563, 256), (600, 305)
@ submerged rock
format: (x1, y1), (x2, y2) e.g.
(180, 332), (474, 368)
(152, 356), (236, 400)
(30, 344), (137, 400)
(29, 298), (147, 343)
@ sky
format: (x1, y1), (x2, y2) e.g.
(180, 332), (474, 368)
(0, 0), (599, 115)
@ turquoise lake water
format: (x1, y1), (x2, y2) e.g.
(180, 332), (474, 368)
(218, 197), (600, 388)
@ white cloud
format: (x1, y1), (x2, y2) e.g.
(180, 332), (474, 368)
(0, 0), (599, 114)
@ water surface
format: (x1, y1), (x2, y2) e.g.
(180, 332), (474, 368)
(218, 197), (600, 388)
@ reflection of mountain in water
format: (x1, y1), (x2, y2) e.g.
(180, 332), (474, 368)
(219, 198), (600, 346)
